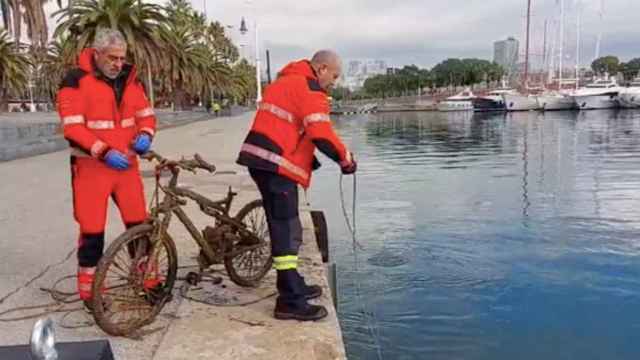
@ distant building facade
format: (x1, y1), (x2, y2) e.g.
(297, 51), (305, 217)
(493, 37), (519, 75)
(342, 59), (388, 90)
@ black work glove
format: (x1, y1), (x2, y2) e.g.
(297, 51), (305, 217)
(341, 153), (357, 175)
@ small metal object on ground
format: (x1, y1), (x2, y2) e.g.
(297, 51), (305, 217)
(0, 340), (114, 360)
(30, 318), (57, 360)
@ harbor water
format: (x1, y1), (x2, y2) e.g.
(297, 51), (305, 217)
(311, 109), (640, 360)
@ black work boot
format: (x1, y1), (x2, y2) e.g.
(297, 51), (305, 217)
(274, 297), (328, 321)
(275, 269), (327, 320)
(303, 284), (323, 300)
(297, 274), (322, 300)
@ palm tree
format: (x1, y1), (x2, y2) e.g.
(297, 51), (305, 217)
(36, 35), (76, 102)
(1, 0), (21, 48)
(204, 21), (239, 65)
(229, 59), (256, 105)
(0, 29), (30, 111)
(1, 0), (52, 50)
(160, 0), (234, 109)
(50, 0), (248, 109)
(22, 0), (49, 50)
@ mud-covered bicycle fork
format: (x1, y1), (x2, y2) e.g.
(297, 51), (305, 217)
(221, 186), (238, 216)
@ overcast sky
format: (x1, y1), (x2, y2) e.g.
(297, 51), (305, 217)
(43, 0), (640, 72)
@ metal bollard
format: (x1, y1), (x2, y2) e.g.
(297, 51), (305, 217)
(328, 262), (338, 310)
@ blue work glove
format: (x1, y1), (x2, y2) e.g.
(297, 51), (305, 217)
(103, 149), (130, 170)
(132, 132), (152, 155)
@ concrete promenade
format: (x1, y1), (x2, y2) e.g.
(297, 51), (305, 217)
(0, 112), (346, 359)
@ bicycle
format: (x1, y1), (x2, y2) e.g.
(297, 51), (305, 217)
(90, 151), (272, 336)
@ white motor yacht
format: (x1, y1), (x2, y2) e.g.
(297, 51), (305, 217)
(437, 89), (475, 112)
(617, 77), (640, 109)
(571, 77), (621, 110)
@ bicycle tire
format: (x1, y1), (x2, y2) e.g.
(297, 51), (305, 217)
(224, 199), (273, 287)
(92, 224), (178, 336)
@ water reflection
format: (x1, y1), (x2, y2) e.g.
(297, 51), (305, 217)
(313, 110), (640, 360)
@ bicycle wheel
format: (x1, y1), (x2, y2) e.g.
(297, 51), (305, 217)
(224, 199), (272, 287)
(92, 224), (178, 336)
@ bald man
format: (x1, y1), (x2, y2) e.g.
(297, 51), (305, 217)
(237, 50), (357, 321)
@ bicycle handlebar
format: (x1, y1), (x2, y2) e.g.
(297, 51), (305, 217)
(142, 151), (217, 174)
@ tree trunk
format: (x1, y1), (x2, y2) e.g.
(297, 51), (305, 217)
(0, 85), (8, 112)
(10, 0), (21, 49)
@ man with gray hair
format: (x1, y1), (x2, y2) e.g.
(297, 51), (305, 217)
(57, 28), (158, 308)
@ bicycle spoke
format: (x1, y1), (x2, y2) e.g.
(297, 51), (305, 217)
(108, 258), (133, 280)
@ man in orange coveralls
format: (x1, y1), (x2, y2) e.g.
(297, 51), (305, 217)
(57, 28), (157, 307)
(237, 50), (357, 321)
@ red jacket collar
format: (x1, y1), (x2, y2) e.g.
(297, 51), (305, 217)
(78, 48), (137, 83)
(278, 60), (318, 81)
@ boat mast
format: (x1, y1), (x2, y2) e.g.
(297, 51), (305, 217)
(559, 0), (564, 90)
(575, 0), (581, 91)
(524, 0), (532, 88)
(548, 20), (557, 85)
(594, 0), (604, 61)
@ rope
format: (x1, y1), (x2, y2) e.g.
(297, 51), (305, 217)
(0, 247), (76, 306)
(339, 173), (384, 360)
(0, 273), (87, 328)
(0, 247), (89, 327)
(339, 174), (363, 250)
(178, 269), (278, 307)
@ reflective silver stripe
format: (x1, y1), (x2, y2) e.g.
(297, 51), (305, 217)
(62, 115), (85, 126)
(86, 120), (114, 130)
(241, 143), (309, 180)
(258, 102), (295, 123)
(90, 140), (107, 158)
(140, 127), (155, 137)
(78, 283), (92, 291)
(121, 118), (135, 128)
(303, 112), (330, 127)
(136, 107), (155, 118)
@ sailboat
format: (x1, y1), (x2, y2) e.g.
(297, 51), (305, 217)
(537, 92), (576, 110)
(504, 92), (540, 111)
(536, 0), (576, 111)
(504, 0), (542, 111)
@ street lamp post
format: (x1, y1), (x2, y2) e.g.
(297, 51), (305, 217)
(254, 21), (262, 104)
(240, 2), (262, 106)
